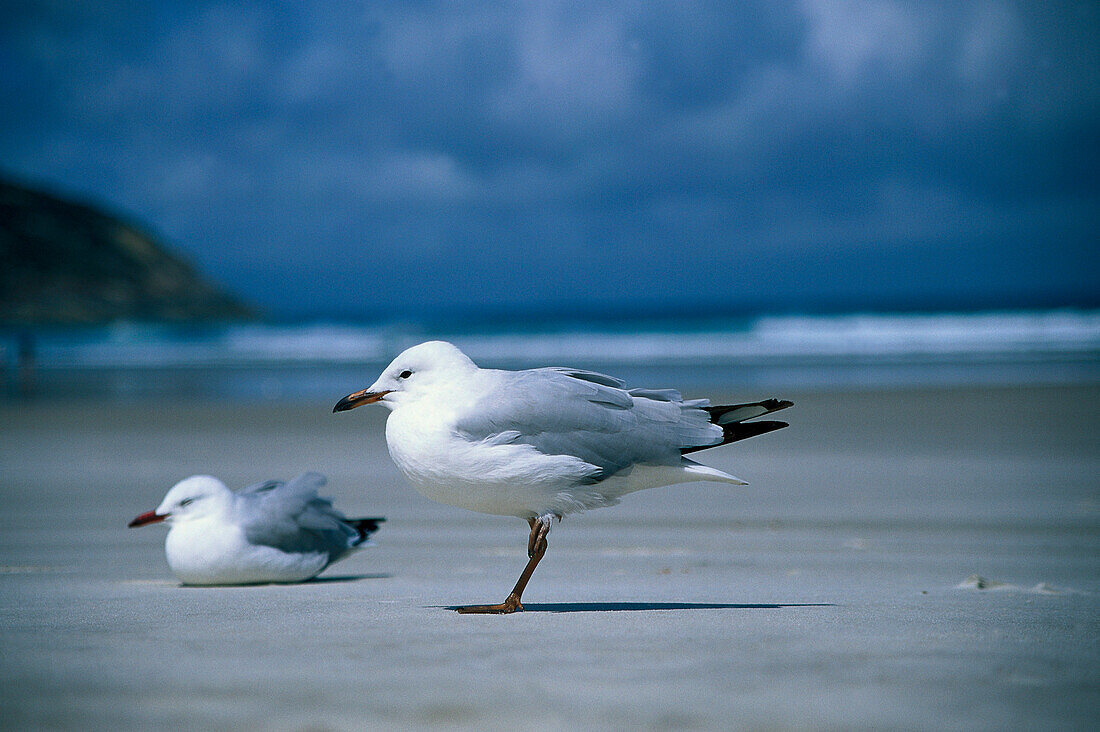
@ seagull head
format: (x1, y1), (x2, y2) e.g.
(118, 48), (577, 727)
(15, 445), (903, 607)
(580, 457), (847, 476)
(333, 340), (477, 413)
(128, 475), (233, 528)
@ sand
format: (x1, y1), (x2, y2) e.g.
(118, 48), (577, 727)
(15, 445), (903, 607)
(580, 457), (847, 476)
(1, 385), (1098, 730)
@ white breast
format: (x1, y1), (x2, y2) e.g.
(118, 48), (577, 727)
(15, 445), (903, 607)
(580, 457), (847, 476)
(385, 405), (604, 518)
(163, 516), (328, 585)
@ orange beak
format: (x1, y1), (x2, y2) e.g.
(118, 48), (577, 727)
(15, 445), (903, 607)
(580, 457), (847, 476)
(333, 389), (392, 413)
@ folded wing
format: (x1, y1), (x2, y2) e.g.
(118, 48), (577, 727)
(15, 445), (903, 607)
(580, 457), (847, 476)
(455, 368), (729, 481)
(238, 472), (362, 560)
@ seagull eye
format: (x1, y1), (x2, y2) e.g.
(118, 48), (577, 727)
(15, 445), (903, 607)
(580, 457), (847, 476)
(179, 498), (194, 507)
(399, 370), (412, 379)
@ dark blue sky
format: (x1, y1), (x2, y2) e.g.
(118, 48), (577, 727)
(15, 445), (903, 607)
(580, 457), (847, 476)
(3, 2), (1098, 320)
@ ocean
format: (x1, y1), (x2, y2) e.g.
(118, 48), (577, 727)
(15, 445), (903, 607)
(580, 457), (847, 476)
(3, 309), (1098, 401)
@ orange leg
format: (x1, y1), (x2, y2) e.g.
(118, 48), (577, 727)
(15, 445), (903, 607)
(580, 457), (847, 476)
(455, 516), (554, 614)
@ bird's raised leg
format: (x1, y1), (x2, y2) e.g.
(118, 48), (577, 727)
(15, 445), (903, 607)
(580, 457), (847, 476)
(455, 514), (556, 614)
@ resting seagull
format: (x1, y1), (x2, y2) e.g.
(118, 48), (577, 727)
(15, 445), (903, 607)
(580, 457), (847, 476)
(128, 472), (384, 585)
(334, 341), (791, 614)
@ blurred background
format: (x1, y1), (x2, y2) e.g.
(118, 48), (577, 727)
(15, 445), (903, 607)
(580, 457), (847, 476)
(2, 1), (1098, 400)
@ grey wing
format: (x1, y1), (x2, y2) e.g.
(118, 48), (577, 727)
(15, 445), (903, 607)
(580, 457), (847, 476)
(455, 369), (723, 481)
(238, 472), (358, 559)
(239, 478), (283, 495)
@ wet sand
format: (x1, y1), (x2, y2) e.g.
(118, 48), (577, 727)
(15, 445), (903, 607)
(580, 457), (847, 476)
(1, 385), (1098, 729)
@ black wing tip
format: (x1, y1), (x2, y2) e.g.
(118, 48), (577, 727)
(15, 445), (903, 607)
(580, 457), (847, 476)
(723, 419), (789, 441)
(704, 398), (793, 422)
(762, 398), (794, 411)
(681, 419), (790, 454)
(350, 517), (386, 541)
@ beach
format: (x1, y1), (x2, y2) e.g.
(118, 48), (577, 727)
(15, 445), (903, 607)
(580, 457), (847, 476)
(1, 384), (1097, 730)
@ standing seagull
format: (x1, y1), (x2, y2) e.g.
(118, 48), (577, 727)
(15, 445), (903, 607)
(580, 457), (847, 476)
(334, 341), (790, 613)
(128, 472), (384, 585)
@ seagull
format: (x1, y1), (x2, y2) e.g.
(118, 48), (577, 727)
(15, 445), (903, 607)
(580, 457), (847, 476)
(333, 340), (791, 614)
(128, 472), (384, 586)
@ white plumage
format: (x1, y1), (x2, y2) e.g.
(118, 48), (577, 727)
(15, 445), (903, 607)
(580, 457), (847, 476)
(128, 473), (383, 586)
(339, 341), (782, 519)
(333, 341), (790, 613)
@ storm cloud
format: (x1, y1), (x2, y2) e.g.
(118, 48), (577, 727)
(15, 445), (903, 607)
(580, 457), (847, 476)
(2, 1), (1097, 318)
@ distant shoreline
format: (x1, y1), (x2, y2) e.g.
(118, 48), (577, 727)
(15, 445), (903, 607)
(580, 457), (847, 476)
(2, 309), (1098, 401)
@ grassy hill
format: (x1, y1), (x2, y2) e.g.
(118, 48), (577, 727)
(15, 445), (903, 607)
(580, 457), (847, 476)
(0, 179), (254, 324)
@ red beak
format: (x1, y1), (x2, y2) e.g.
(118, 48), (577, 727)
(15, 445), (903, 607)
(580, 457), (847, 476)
(128, 510), (167, 528)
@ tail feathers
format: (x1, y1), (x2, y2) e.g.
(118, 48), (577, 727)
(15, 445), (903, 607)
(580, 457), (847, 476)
(349, 517), (386, 545)
(681, 459), (749, 485)
(682, 398), (793, 455)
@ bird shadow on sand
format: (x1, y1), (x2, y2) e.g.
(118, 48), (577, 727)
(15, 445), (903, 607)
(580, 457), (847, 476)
(307, 573), (393, 584)
(441, 601), (834, 613)
(173, 573), (393, 587)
